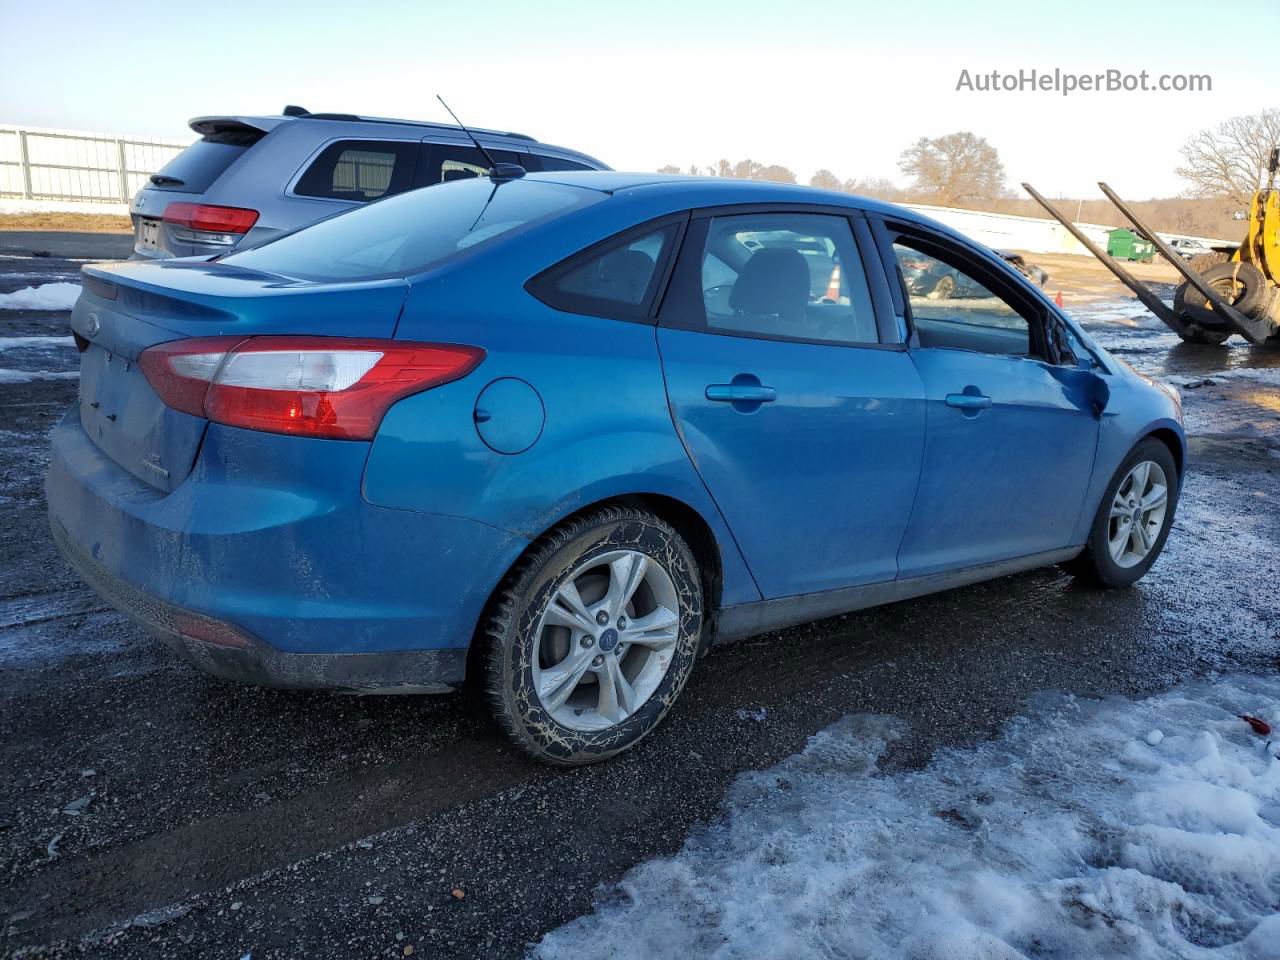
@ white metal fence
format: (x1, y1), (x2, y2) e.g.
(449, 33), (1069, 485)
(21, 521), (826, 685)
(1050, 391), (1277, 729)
(0, 125), (190, 204)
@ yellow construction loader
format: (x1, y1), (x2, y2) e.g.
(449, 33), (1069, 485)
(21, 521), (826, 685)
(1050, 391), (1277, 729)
(1025, 147), (1280, 347)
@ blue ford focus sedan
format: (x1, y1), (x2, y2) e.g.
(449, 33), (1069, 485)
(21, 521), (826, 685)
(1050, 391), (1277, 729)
(47, 172), (1184, 764)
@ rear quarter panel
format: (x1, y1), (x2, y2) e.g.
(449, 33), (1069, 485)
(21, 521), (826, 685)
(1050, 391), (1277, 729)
(362, 209), (761, 607)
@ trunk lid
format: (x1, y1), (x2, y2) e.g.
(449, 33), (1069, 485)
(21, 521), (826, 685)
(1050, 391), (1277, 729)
(71, 260), (410, 493)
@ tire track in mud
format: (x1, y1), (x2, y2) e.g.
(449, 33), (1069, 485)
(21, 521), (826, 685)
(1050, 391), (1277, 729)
(12, 733), (547, 943)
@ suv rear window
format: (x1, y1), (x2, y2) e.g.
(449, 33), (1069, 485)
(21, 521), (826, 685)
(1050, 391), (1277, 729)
(150, 129), (263, 193)
(223, 178), (602, 281)
(294, 139), (420, 201)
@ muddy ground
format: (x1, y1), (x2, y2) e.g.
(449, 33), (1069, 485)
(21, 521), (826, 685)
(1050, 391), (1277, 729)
(0, 241), (1277, 959)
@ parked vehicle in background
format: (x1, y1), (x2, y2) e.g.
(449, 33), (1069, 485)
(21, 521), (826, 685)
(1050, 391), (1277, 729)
(129, 106), (607, 260)
(50, 173), (1185, 766)
(1167, 236), (1214, 261)
(996, 250), (1049, 287)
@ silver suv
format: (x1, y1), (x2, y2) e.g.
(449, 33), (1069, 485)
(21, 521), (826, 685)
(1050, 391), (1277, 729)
(130, 105), (608, 260)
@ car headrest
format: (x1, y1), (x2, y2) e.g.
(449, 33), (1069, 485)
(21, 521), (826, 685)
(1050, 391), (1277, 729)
(729, 248), (809, 321)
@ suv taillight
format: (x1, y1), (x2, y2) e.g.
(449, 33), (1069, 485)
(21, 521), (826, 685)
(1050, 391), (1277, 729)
(162, 202), (259, 234)
(139, 337), (484, 440)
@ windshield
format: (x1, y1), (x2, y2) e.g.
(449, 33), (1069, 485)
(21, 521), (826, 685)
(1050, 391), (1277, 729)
(223, 178), (601, 281)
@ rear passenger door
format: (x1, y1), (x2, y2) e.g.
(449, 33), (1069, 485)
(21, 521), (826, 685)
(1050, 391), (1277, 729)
(657, 209), (927, 599)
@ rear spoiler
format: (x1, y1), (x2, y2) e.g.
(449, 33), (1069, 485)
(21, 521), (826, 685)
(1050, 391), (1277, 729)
(188, 116), (283, 139)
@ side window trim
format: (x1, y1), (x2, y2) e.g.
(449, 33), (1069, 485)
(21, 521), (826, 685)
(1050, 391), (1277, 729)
(874, 218), (1054, 361)
(658, 207), (895, 349)
(851, 215), (902, 346)
(287, 137), (423, 204)
(525, 212), (690, 325)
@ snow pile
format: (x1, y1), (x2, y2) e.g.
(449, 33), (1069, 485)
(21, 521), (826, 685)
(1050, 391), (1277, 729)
(0, 282), (81, 311)
(532, 675), (1280, 959)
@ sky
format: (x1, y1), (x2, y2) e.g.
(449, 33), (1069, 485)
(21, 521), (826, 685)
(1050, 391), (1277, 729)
(2, 0), (1277, 199)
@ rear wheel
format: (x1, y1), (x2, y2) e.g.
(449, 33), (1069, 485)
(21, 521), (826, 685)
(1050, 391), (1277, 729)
(929, 274), (956, 299)
(482, 506), (703, 765)
(1063, 439), (1179, 588)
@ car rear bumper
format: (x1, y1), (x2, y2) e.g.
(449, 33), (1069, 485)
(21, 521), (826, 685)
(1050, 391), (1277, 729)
(45, 406), (530, 692)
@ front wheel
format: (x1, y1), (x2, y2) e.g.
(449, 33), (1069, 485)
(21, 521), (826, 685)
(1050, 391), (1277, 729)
(482, 506), (703, 765)
(1063, 439), (1179, 588)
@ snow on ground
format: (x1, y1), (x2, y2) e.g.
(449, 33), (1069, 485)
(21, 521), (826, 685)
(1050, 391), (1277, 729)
(0, 335), (75, 350)
(0, 282), (81, 311)
(0, 368), (78, 384)
(533, 675), (1280, 960)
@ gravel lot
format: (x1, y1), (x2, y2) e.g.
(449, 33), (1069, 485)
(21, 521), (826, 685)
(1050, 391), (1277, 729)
(1, 241), (1277, 959)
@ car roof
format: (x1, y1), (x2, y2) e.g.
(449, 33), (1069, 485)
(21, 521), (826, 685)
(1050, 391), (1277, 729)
(516, 173), (1017, 267)
(523, 172), (918, 219)
(187, 113), (605, 166)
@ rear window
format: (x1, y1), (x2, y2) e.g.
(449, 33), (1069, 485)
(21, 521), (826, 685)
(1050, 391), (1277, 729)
(150, 130), (262, 193)
(294, 139), (421, 201)
(222, 177), (602, 281)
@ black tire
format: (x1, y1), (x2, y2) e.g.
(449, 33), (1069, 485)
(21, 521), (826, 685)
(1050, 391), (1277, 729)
(1063, 438), (1179, 589)
(1175, 322), (1233, 346)
(1176, 261), (1269, 323)
(482, 505), (703, 766)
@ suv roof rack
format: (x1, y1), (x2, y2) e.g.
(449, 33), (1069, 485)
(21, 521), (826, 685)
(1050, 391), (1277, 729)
(278, 105), (535, 142)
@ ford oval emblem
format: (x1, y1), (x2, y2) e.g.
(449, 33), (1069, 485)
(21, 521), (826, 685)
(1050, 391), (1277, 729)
(85, 312), (100, 337)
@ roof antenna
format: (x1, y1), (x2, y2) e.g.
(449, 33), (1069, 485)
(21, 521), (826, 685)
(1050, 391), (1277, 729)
(435, 95), (525, 181)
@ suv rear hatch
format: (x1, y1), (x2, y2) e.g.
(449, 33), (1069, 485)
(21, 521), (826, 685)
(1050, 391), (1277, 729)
(132, 117), (274, 259)
(70, 260), (409, 493)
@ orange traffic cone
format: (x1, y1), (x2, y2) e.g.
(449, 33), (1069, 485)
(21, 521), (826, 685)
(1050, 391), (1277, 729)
(825, 265), (842, 302)
(1054, 290), (1064, 307)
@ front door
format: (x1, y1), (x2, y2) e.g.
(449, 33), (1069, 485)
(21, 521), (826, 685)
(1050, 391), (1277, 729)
(881, 227), (1102, 577)
(657, 210), (926, 599)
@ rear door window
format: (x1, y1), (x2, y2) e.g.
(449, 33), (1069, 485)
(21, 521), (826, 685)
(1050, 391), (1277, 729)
(671, 213), (879, 345)
(419, 144), (520, 185)
(294, 140), (421, 201)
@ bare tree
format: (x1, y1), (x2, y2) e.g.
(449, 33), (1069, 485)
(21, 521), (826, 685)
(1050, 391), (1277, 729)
(809, 169), (841, 190)
(1176, 110), (1280, 205)
(657, 164), (682, 175)
(843, 177), (901, 200)
(898, 132), (1007, 205)
(754, 164), (797, 184)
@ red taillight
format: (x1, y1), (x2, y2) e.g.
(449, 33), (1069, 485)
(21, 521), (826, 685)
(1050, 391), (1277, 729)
(162, 202), (260, 234)
(139, 337), (484, 440)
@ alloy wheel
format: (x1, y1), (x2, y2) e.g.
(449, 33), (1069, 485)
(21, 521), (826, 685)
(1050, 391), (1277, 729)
(1107, 460), (1169, 568)
(531, 550), (680, 731)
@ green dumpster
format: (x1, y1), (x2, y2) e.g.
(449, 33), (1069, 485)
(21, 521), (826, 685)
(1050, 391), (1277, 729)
(1106, 228), (1155, 262)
